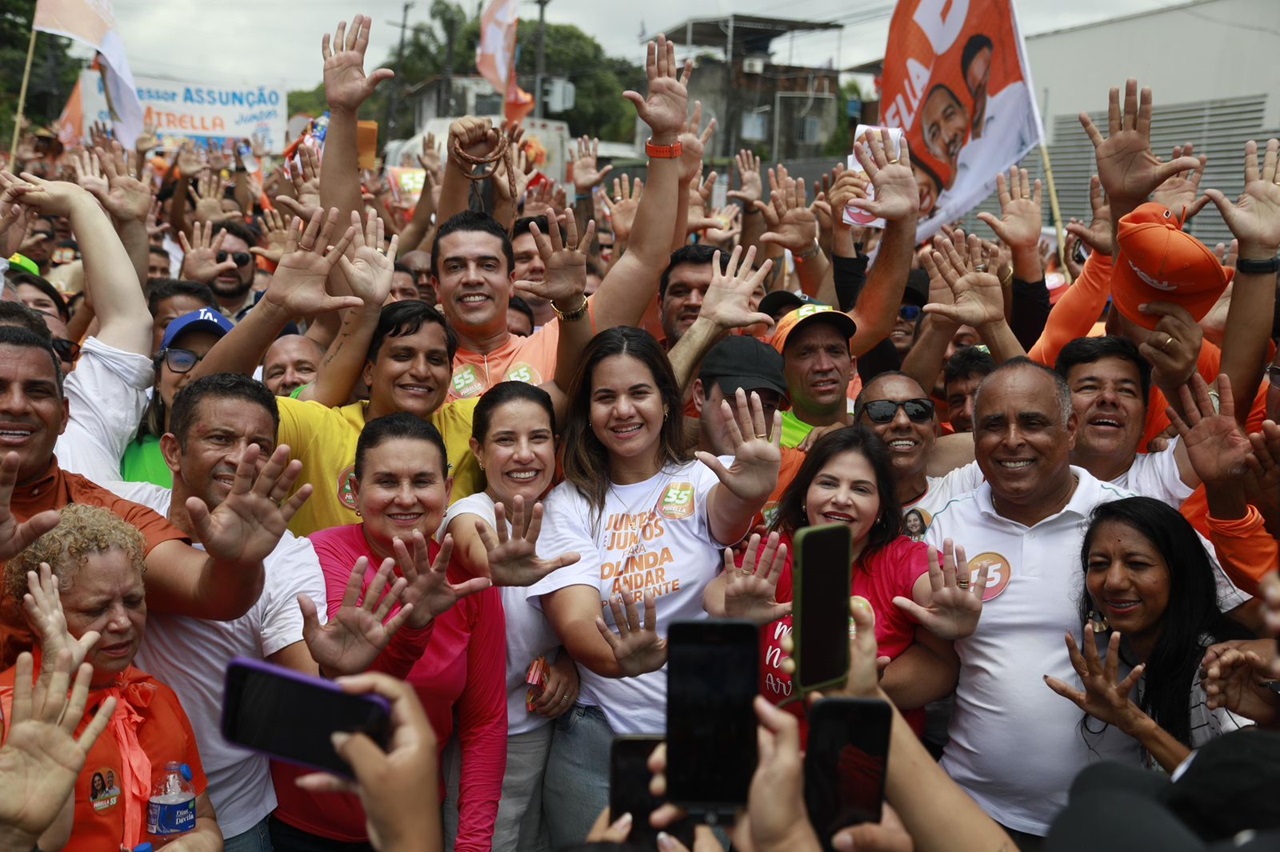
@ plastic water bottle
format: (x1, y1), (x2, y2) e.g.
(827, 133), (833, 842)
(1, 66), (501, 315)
(311, 111), (331, 146)
(146, 762), (196, 846)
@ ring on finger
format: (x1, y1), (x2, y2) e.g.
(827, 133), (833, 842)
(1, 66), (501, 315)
(956, 580), (971, 589)
(974, 264), (989, 273)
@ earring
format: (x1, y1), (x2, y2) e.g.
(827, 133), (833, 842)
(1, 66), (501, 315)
(478, 463), (484, 471)
(1087, 611), (1110, 633)
(355, 508), (362, 517)
(801, 503), (806, 516)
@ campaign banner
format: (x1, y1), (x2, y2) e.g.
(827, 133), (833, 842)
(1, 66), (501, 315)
(880, 0), (1044, 241)
(71, 70), (288, 152)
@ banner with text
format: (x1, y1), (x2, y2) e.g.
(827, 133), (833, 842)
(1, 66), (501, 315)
(880, 0), (1044, 241)
(70, 70), (288, 152)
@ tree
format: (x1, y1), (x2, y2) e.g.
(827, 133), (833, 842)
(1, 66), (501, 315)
(1, 0), (80, 151)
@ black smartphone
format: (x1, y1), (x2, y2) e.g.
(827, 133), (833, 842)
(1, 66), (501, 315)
(665, 620), (759, 818)
(221, 657), (392, 777)
(609, 736), (693, 847)
(805, 697), (892, 849)
(793, 523), (853, 692)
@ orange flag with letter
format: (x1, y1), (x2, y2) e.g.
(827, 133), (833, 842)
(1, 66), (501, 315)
(880, 0), (1044, 240)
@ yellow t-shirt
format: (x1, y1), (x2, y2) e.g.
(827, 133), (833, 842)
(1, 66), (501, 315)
(277, 397), (482, 537)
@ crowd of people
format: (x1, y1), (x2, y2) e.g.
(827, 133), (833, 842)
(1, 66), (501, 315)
(0, 13), (1279, 852)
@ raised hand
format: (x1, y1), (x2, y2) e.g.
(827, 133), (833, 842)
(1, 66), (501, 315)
(601, 174), (642, 243)
(696, 244), (774, 332)
(0, 652), (116, 840)
(392, 532), (491, 630)
(1152, 143), (1210, 221)
(417, 131), (442, 178)
(252, 208), (291, 264)
(522, 178), (556, 219)
(597, 592), (667, 677)
(1135, 302), (1203, 391)
(757, 167), (817, 254)
(93, 142), (154, 223)
(513, 203), (595, 307)
(571, 136), (613, 194)
(1204, 138), (1280, 260)
(677, 101), (715, 185)
(1079, 80), (1201, 208)
(0, 452), (60, 561)
(1065, 175), (1114, 258)
(9, 171), (94, 219)
(892, 539), (987, 640)
(475, 496), (580, 587)
(71, 147), (108, 198)
(695, 388), (782, 504)
(1244, 420), (1280, 507)
(23, 564), (101, 674)
(336, 209), (397, 308)
(977, 167), (1043, 250)
(848, 129), (917, 222)
(301, 556), (413, 676)
(922, 229), (1005, 328)
(827, 170), (871, 232)
(276, 145), (322, 222)
(174, 141), (204, 178)
(0, 177), (35, 257)
(1202, 642), (1279, 724)
(1168, 374), (1252, 485)
(187, 443), (310, 565)
(704, 204), (742, 246)
(262, 208), (362, 317)
(624, 35), (692, 142)
(728, 148), (763, 207)
(686, 170), (721, 234)
(722, 533), (791, 624)
(188, 169), (235, 224)
(323, 16), (394, 112)
(1044, 630), (1149, 735)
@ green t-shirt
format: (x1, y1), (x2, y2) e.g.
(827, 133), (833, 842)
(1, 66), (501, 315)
(779, 409), (815, 450)
(120, 434), (172, 488)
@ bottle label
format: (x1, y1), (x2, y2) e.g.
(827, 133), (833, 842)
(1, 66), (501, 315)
(147, 797), (196, 836)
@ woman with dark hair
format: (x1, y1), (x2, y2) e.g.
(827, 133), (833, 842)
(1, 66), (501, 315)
(528, 326), (780, 846)
(1045, 496), (1254, 772)
(706, 425), (982, 733)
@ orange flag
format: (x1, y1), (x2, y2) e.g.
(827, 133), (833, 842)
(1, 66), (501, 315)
(475, 0), (534, 124)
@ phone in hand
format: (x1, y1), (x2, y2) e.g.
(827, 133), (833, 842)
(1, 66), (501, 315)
(221, 657), (391, 778)
(609, 735), (694, 847)
(805, 697), (892, 848)
(793, 523), (853, 693)
(665, 619), (759, 819)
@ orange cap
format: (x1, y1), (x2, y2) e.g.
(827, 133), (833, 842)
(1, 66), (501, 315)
(1110, 202), (1232, 330)
(769, 303), (857, 356)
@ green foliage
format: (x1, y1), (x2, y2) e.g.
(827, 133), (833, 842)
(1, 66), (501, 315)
(823, 79), (865, 159)
(1, 0), (81, 151)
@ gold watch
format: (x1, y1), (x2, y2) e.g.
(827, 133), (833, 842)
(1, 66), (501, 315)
(551, 297), (589, 322)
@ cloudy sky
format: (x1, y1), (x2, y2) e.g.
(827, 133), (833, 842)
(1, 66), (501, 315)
(99, 0), (1171, 93)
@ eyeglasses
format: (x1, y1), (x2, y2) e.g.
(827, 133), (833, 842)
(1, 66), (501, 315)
(1267, 364), (1280, 388)
(162, 348), (205, 374)
(216, 251), (253, 267)
(52, 338), (81, 363)
(860, 398), (935, 424)
(898, 304), (922, 321)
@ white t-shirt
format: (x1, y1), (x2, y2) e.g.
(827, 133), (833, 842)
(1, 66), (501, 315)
(1110, 438), (1194, 507)
(923, 468), (1248, 835)
(528, 460), (727, 735)
(56, 336), (153, 483)
(443, 492), (562, 737)
(115, 481), (328, 839)
(904, 460), (985, 540)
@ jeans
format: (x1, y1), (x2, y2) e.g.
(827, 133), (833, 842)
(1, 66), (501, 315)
(268, 816), (375, 852)
(542, 704), (614, 850)
(223, 816), (273, 852)
(444, 726), (554, 852)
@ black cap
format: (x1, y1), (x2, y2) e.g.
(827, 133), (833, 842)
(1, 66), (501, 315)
(903, 269), (930, 307)
(759, 290), (825, 319)
(698, 336), (789, 401)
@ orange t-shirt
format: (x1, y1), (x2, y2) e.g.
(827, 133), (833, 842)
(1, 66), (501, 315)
(0, 458), (188, 668)
(0, 663), (208, 852)
(1206, 505), (1279, 597)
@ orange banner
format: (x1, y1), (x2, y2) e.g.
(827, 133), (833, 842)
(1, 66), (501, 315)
(475, 0), (534, 124)
(880, 0), (1043, 238)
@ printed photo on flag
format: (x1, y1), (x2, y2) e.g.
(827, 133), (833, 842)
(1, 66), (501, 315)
(880, 0), (1045, 241)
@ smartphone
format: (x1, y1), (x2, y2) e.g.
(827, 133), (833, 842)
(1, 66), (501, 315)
(805, 698), (892, 848)
(609, 736), (694, 847)
(793, 523), (854, 692)
(221, 657), (392, 777)
(665, 620), (759, 818)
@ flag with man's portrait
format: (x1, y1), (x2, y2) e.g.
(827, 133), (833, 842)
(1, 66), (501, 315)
(880, 0), (1044, 240)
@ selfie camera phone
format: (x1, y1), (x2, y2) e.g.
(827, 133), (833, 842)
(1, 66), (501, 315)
(805, 697), (892, 848)
(793, 523), (853, 693)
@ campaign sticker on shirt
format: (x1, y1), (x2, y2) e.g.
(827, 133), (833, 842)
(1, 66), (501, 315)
(505, 362), (543, 385)
(338, 465), (358, 509)
(902, 506), (932, 541)
(657, 482), (696, 520)
(451, 365), (484, 398)
(89, 766), (122, 813)
(966, 552), (1012, 602)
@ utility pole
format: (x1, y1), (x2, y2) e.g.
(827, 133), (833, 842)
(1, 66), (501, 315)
(384, 2), (414, 134)
(534, 0), (549, 118)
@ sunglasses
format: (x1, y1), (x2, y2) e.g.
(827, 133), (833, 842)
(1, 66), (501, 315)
(217, 251), (253, 267)
(898, 304), (922, 321)
(1267, 364), (1280, 388)
(52, 338), (81, 363)
(162, 348), (205, 374)
(861, 398), (935, 424)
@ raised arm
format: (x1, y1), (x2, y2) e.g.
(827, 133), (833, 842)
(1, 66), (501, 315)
(923, 230), (1026, 364)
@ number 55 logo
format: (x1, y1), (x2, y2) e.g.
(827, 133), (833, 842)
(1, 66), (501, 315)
(658, 482), (695, 520)
(966, 552), (1011, 602)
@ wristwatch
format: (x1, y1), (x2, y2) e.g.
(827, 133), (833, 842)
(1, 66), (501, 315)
(551, 296), (589, 322)
(1235, 256), (1280, 275)
(645, 138), (683, 160)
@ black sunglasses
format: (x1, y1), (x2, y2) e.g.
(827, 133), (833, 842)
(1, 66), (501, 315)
(162, 348), (204, 374)
(52, 338), (81, 363)
(217, 251), (253, 267)
(899, 304), (922, 321)
(861, 398), (935, 424)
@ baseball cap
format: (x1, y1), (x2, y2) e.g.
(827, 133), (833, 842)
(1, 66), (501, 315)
(758, 290), (824, 319)
(769, 303), (857, 356)
(161, 308), (234, 351)
(699, 336), (789, 401)
(903, 269), (930, 307)
(1110, 202), (1232, 330)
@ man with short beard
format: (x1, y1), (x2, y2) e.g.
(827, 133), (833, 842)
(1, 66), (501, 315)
(181, 220), (261, 321)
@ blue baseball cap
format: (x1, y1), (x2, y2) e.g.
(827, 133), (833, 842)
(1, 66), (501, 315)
(161, 308), (234, 351)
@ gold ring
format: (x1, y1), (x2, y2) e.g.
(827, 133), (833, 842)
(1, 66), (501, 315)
(1159, 334), (1173, 352)
(754, 432), (767, 439)
(975, 264), (989, 273)
(886, 157), (900, 165)
(956, 580), (971, 590)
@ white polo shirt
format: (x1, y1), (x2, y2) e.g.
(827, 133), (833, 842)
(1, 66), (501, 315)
(924, 467), (1246, 835)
